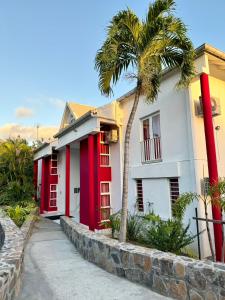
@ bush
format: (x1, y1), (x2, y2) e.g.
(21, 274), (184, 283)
(141, 219), (197, 255)
(5, 201), (36, 227)
(126, 214), (143, 241)
(0, 138), (34, 206)
(6, 205), (29, 227)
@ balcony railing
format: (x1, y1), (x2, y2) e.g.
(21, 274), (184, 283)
(141, 137), (161, 163)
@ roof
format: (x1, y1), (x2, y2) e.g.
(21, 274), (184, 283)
(67, 102), (95, 119)
(33, 142), (50, 154)
(50, 43), (225, 141)
(117, 43), (225, 103)
(54, 110), (95, 138)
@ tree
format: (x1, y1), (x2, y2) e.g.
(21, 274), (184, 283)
(0, 138), (34, 205)
(95, 0), (195, 242)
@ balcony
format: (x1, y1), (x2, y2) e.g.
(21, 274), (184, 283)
(141, 137), (161, 163)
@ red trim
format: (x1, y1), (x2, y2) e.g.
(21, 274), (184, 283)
(40, 158), (46, 214)
(88, 135), (95, 231)
(65, 145), (70, 217)
(95, 133), (101, 229)
(200, 73), (223, 261)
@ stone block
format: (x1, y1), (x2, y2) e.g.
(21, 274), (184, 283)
(168, 279), (187, 300)
(189, 289), (204, 300)
(153, 274), (168, 296)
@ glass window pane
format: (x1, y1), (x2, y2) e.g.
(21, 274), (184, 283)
(152, 114), (160, 138)
(101, 183), (109, 193)
(101, 208), (110, 220)
(143, 119), (150, 140)
(101, 195), (110, 206)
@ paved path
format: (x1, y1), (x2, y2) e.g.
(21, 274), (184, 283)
(16, 218), (171, 300)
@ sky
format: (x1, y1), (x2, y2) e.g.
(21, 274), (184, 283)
(0, 0), (225, 141)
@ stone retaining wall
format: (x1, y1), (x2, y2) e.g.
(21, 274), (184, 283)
(0, 209), (37, 300)
(61, 216), (225, 300)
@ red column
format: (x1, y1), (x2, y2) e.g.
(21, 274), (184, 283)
(200, 72), (223, 261)
(40, 158), (46, 214)
(33, 160), (38, 201)
(65, 145), (70, 217)
(95, 133), (101, 229)
(88, 135), (95, 231)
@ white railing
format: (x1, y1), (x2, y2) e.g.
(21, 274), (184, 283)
(141, 137), (161, 163)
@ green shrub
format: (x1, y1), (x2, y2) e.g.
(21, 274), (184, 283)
(0, 138), (34, 206)
(6, 205), (29, 227)
(143, 212), (161, 223)
(109, 212), (121, 238)
(126, 214), (143, 241)
(141, 219), (197, 255)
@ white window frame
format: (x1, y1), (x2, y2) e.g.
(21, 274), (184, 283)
(50, 154), (58, 176)
(49, 184), (57, 207)
(100, 131), (111, 167)
(100, 181), (111, 222)
(140, 111), (162, 163)
(141, 112), (161, 141)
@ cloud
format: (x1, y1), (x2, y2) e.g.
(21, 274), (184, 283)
(48, 97), (65, 109)
(0, 123), (58, 142)
(15, 107), (34, 118)
(25, 96), (66, 110)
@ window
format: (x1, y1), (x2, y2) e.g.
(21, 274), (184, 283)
(100, 132), (110, 166)
(201, 177), (210, 196)
(51, 153), (58, 175)
(141, 113), (161, 162)
(50, 184), (57, 207)
(170, 178), (179, 215)
(136, 179), (144, 212)
(100, 182), (111, 222)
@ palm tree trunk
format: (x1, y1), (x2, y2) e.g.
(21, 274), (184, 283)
(119, 84), (141, 242)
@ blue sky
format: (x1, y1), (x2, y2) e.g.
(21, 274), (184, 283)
(0, 0), (225, 140)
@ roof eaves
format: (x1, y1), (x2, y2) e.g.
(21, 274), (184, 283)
(117, 43), (225, 103)
(33, 142), (50, 154)
(54, 110), (95, 138)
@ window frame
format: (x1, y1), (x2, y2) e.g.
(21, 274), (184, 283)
(100, 131), (111, 167)
(100, 181), (111, 222)
(136, 179), (144, 213)
(49, 184), (57, 207)
(141, 112), (161, 142)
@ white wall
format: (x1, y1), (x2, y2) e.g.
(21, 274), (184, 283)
(70, 147), (80, 222)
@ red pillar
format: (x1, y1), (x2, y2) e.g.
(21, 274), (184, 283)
(88, 135), (95, 231)
(40, 158), (46, 214)
(33, 160), (38, 201)
(200, 72), (223, 261)
(65, 145), (70, 217)
(95, 133), (101, 229)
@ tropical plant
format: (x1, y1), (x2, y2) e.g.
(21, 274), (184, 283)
(95, 0), (195, 242)
(142, 218), (196, 254)
(0, 138), (34, 206)
(6, 205), (29, 227)
(126, 213), (143, 241)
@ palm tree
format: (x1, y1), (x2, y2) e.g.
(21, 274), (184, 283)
(95, 0), (195, 242)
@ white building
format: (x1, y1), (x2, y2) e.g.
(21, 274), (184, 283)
(34, 44), (225, 259)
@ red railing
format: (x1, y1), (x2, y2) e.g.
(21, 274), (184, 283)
(141, 137), (161, 163)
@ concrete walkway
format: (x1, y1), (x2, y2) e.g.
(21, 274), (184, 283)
(16, 218), (171, 300)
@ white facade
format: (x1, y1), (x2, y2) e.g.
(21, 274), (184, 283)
(34, 44), (225, 258)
